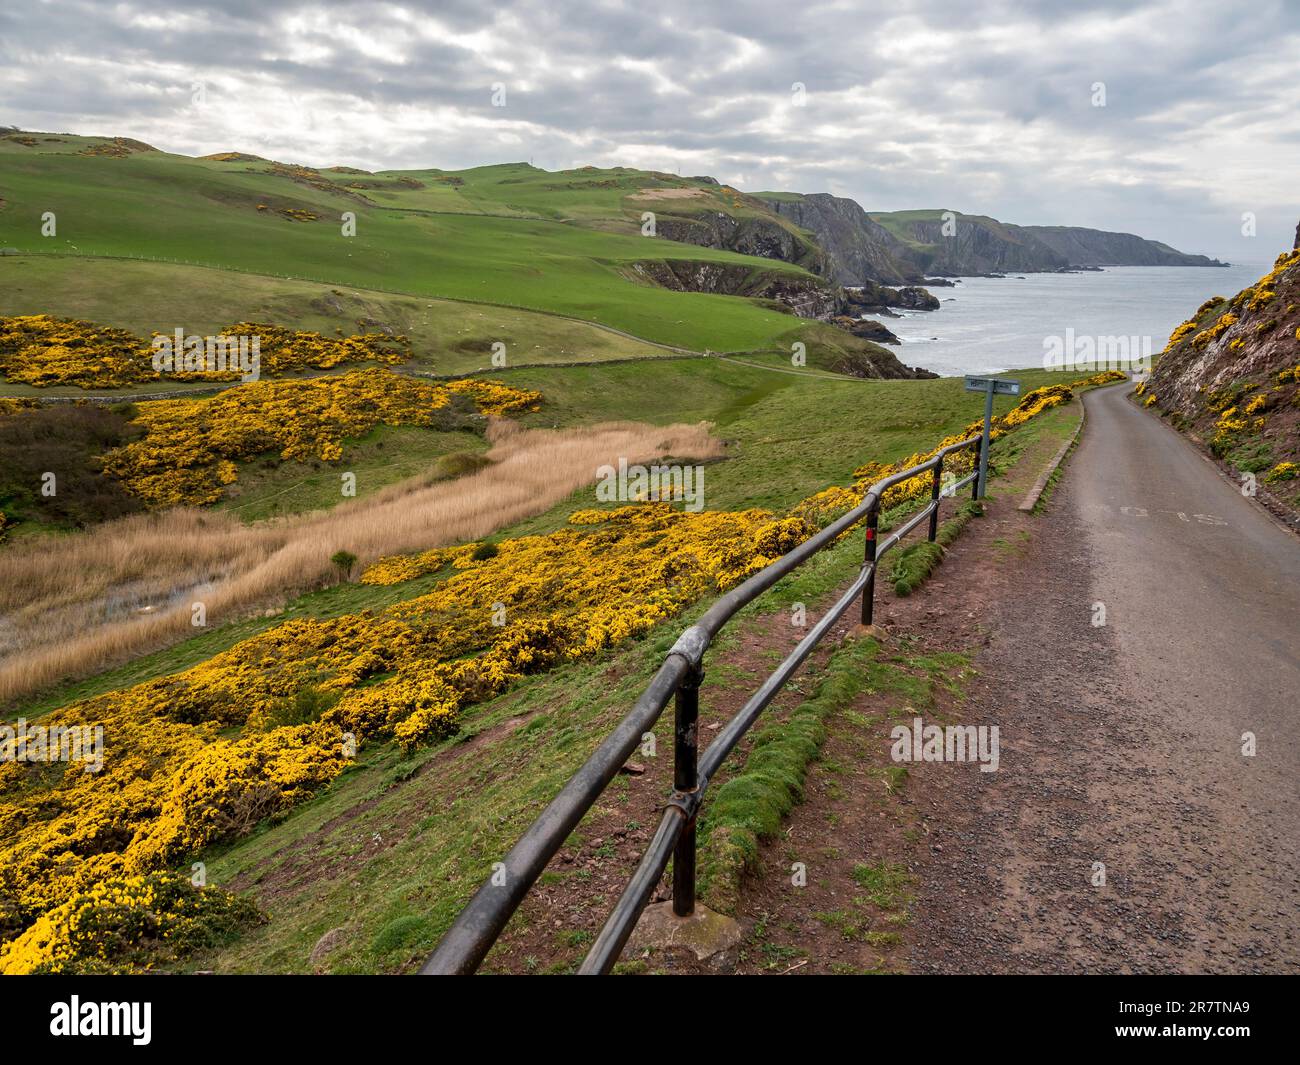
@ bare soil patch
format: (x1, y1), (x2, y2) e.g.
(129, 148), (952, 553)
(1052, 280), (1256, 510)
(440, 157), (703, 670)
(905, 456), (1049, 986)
(628, 188), (710, 201)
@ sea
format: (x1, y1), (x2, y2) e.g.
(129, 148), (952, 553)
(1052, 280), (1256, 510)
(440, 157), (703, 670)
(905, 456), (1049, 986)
(886, 263), (1269, 377)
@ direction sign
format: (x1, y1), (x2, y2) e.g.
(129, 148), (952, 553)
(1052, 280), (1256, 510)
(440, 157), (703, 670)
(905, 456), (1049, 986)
(964, 375), (1021, 395)
(964, 377), (1022, 497)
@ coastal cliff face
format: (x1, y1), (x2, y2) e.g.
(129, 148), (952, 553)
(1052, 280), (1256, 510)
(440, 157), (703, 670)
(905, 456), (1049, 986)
(625, 259), (934, 379)
(869, 210), (1227, 277)
(627, 177), (1233, 380)
(1144, 235), (1300, 506)
(759, 193), (924, 285)
(878, 213), (1068, 274)
(653, 211), (828, 276)
(737, 195), (1225, 284)
(1022, 226), (1227, 267)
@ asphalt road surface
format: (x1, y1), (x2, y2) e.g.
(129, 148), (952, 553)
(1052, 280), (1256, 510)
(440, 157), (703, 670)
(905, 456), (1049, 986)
(910, 383), (1300, 973)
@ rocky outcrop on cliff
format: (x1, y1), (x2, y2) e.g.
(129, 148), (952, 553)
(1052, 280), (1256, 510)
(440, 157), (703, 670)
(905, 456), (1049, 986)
(1144, 238), (1300, 503)
(629, 255), (944, 329)
(653, 212), (827, 275)
(628, 259), (843, 320)
(759, 193), (924, 285)
(627, 259), (931, 379)
(643, 179), (1223, 290)
(1022, 226), (1228, 267)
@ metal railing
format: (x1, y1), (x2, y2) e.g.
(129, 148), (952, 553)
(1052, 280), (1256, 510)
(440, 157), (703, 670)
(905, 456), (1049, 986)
(423, 433), (983, 975)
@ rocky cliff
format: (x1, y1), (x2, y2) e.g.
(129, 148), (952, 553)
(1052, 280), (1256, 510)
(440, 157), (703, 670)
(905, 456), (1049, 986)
(653, 210), (828, 276)
(638, 169), (1229, 288)
(1022, 226), (1228, 267)
(758, 193), (924, 284)
(1144, 235), (1300, 508)
(869, 210), (1227, 277)
(626, 259), (933, 379)
(628, 259), (843, 320)
(873, 212), (1067, 274)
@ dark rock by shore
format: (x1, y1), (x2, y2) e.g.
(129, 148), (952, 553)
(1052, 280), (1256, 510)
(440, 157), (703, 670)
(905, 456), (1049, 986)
(844, 282), (941, 315)
(830, 315), (900, 344)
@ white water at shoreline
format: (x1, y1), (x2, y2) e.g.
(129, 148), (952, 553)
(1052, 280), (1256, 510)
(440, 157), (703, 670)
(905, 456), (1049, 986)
(886, 263), (1270, 377)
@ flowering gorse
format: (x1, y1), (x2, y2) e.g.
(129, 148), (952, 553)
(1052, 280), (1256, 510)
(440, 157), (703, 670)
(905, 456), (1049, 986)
(0, 315), (411, 389)
(99, 369), (540, 506)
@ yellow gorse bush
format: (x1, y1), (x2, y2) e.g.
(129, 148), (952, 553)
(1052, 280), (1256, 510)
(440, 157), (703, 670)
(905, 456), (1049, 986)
(1164, 253), (1299, 359)
(99, 369), (541, 507)
(1164, 320), (1198, 349)
(0, 397), (40, 418)
(202, 321), (408, 374)
(0, 315), (412, 389)
(1192, 312), (1238, 350)
(0, 315), (158, 388)
(1243, 392), (1272, 416)
(0, 872), (260, 975)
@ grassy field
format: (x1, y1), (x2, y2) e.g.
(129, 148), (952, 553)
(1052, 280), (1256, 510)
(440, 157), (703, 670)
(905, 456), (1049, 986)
(503, 358), (1064, 516)
(215, 426), (489, 523)
(0, 257), (682, 385)
(0, 136), (819, 353)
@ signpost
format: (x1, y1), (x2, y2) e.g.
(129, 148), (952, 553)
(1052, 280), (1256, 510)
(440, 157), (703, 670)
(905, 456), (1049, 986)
(964, 376), (1021, 498)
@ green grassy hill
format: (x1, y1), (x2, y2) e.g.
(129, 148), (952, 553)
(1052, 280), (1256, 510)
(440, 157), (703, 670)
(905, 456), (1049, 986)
(0, 133), (836, 356)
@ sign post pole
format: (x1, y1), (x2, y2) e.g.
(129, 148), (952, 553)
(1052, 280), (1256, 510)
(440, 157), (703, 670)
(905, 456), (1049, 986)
(978, 381), (994, 497)
(964, 376), (1021, 500)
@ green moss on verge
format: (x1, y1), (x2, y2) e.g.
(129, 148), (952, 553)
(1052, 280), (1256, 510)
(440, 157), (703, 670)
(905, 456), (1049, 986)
(887, 500), (984, 596)
(697, 638), (882, 914)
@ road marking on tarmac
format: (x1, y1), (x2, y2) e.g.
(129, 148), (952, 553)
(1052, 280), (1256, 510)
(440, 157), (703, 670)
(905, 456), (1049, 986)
(1115, 505), (1228, 525)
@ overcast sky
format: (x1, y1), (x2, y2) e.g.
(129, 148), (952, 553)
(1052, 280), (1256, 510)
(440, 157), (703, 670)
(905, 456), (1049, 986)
(3, 0), (1297, 260)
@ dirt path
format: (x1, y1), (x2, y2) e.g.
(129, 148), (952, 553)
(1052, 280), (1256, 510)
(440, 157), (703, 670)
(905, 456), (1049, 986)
(905, 384), (1300, 974)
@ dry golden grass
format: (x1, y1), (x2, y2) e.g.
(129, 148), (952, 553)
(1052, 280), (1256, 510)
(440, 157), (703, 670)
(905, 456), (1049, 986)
(0, 419), (723, 705)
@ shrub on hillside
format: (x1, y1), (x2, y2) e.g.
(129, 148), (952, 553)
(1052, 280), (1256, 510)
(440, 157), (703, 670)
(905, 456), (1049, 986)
(0, 404), (144, 527)
(0, 872), (262, 975)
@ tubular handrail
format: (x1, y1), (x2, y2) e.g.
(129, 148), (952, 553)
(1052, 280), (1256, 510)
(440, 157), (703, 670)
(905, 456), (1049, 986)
(422, 433), (982, 975)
